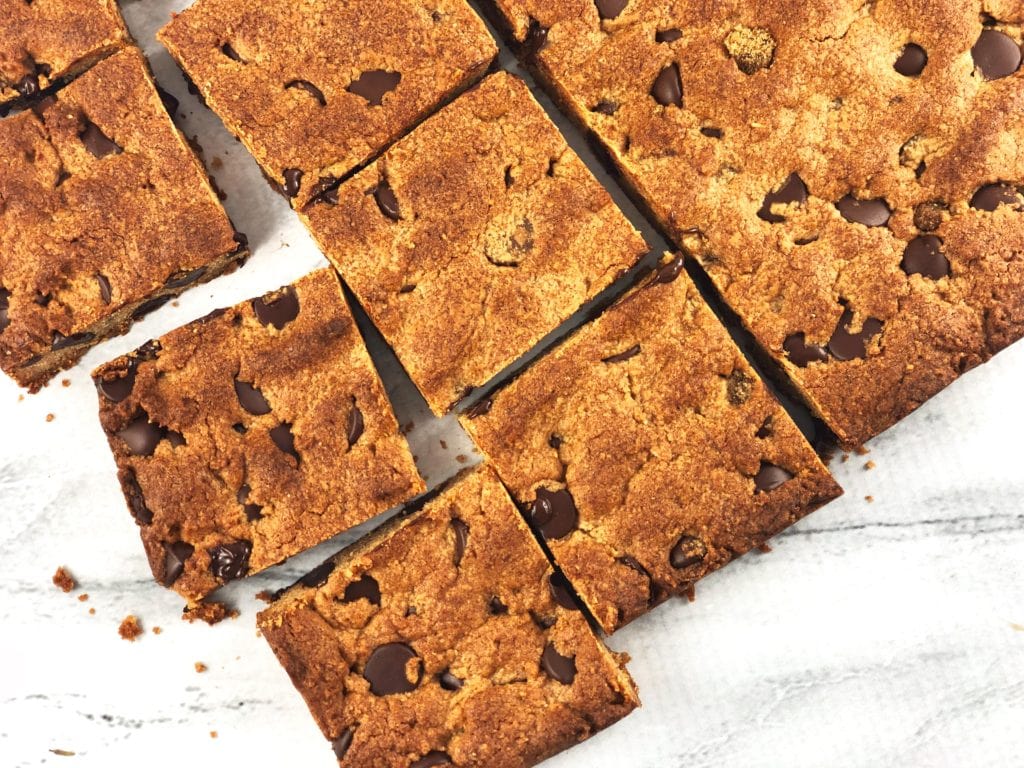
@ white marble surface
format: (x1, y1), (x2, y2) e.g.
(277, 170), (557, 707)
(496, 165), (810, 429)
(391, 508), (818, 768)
(1, 2), (1023, 767)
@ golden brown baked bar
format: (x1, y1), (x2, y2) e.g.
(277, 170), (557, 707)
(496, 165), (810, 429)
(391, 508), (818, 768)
(490, 0), (1024, 447)
(259, 465), (638, 767)
(0, 0), (129, 110)
(158, 0), (497, 208)
(93, 269), (424, 603)
(0, 47), (245, 390)
(302, 72), (649, 414)
(462, 255), (842, 633)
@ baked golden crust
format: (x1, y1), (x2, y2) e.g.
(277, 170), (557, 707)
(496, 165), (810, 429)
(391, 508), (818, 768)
(0, 47), (242, 390)
(462, 255), (842, 633)
(259, 465), (638, 768)
(303, 72), (649, 414)
(492, 0), (1024, 447)
(158, 0), (497, 208)
(93, 269), (424, 603)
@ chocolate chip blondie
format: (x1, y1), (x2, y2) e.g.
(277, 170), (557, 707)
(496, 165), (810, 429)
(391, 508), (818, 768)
(461, 254), (842, 633)
(259, 465), (638, 767)
(158, 0), (497, 208)
(93, 269), (423, 603)
(492, 0), (1024, 447)
(0, 47), (245, 390)
(0, 0), (129, 111)
(302, 72), (649, 414)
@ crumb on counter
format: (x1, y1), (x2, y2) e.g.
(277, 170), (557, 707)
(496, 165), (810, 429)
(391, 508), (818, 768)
(195, 662), (208, 673)
(45, 413), (55, 422)
(52, 566), (76, 593)
(182, 600), (238, 625)
(864, 460), (876, 471)
(152, 626), (163, 635)
(118, 615), (143, 641)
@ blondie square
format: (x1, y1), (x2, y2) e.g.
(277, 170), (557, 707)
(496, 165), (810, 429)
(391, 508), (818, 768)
(302, 72), (649, 414)
(258, 465), (638, 767)
(491, 0), (1024, 446)
(0, 47), (244, 390)
(462, 255), (842, 633)
(159, 0), (498, 208)
(93, 268), (424, 603)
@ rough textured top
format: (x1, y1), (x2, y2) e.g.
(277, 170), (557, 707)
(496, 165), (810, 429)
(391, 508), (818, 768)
(462, 255), (842, 633)
(0, 47), (240, 389)
(93, 269), (424, 603)
(494, 0), (1024, 447)
(259, 465), (638, 767)
(303, 72), (650, 414)
(0, 0), (128, 107)
(159, 0), (497, 208)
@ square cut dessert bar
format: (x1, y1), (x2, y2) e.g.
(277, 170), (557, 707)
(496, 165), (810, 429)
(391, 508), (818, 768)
(302, 72), (649, 414)
(258, 464), (638, 768)
(0, 0), (129, 111)
(0, 47), (246, 391)
(492, 0), (1024, 447)
(461, 254), (842, 634)
(158, 0), (497, 208)
(93, 268), (423, 603)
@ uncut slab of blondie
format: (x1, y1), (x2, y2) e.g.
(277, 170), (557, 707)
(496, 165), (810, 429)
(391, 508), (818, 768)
(93, 269), (423, 603)
(0, 0), (129, 111)
(159, 0), (497, 208)
(462, 255), (842, 633)
(0, 47), (245, 391)
(259, 465), (638, 767)
(303, 72), (649, 414)
(492, 0), (1024, 447)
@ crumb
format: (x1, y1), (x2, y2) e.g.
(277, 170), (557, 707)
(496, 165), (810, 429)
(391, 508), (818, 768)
(49, 749), (75, 757)
(455, 454), (468, 464)
(682, 584), (696, 602)
(18, 394), (24, 402)
(865, 495), (874, 503)
(757, 542), (773, 553)
(78, 593), (89, 602)
(255, 590), (275, 603)
(864, 460), (876, 470)
(61, 379), (71, 387)
(118, 615), (143, 641)
(52, 566), (76, 593)
(45, 413), (55, 422)
(439, 439), (448, 450)
(172, 300), (180, 307)
(182, 600), (238, 625)
(195, 662), (208, 673)
(211, 156), (224, 170)
(88, 607), (96, 615)
(210, 731), (218, 739)
(855, 445), (870, 456)
(841, 453), (850, 463)
(152, 626), (163, 635)
(401, 421), (415, 434)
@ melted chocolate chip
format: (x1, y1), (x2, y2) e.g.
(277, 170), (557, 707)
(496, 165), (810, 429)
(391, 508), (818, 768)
(464, 398), (493, 418)
(595, 0), (627, 20)
(488, 596), (509, 615)
(98, 363), (136, 402)
(971, 29), (1022, 80)
(602, 344), (640, 363)
(700, 126), (724, 138)
(541, 642), (577, 685)
(364, 642), (421, 695)
(373, 181), (401, 220)
(754, 462), (793, 492)
(285, 79), (327, 106)
(236, 484), (262, 521)
(162, 541), (194, 586)
(79, 120), (122, 158)
(282, 168), (303, 198)
(548, 434), (562, 449)
(117, 414), (165, 456)
(269, 422), (299, 461)
(524, 19), (549, 57)
(332, 728), (355, 760)
(901, 235), (950, 279)
(651, 254), (685, 285)
(894, 43), (928, 76)
(411, 752), (452, 768)
(164, 267), (207, 289)
(451, 518), (469, 567)
(670, 534), (707, 570)
(529, 488), (578, 540)
(208, 540), (252, 581)
(347, 70), (401, 106)
(306, 176), (339, 207)
(123, 469), (153, 525)
(252, 286), (300, 329)
(836, 195), (891, 227)
(97, 274), (112, 304)
(438, 669), (463, 691)
(758, 173), (808, 222)
(828, 308), (884, 361)
(651, 63), (683, 107)
(342, 574), (381, 605)
(783, 333), (828, 367)
(347, 403), (364, 446)
(234, 378), (271, 415)
(548, 572), (578, 610)
(298, 559), (336, 589)
(656, 28), (682, 43)
(971, 183), (1022, 212)
(52, 331), (95, 350)
(16, 74), (39, 98)
(131, 296), (173, 321)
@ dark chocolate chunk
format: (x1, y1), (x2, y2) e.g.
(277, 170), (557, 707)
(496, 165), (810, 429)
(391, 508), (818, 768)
(347, 70), (401, 106)
(269, 422), (299, 461)
(347, 403), (364, 446)
(411, 752), (452, 768)
(828, 308), (884, 361)
(669, 534), (707, 570)
(524, 19), (550, 57)
(300, 559), (338, 589)
(451, 518), (469, 567)
(758, 173), (808, 222)
(595, 0), (628, 20)
(602, 344), (640, 364)
(51, 331), (95, 350)
(529, 488), (578, 540)
(117, 414), (165, 456)
(836, 195), (891, 227)
(651, 63), (683, 107)
(252, 286), (300, 329)
(971, 182), (1022, 212)
(342, 574), (381, 605)
(122, 469), (153, 525)
(234, 378), (272, 415)
(162, 541), (194, 586)
(901, 235), (949, 279)
(97, 274), (112, 304)
(971, 29), (1022, 80)
(541, 642), (577, 685)
(285, 79), (327, 106)
(754, 462), (793, 493)
(783, 333), (828, 367)
(656, 28), (682, 43)
(373, 181), (401, 220)
(236, 484), (263, 521)
(651, 254), (685, 285)
(79, 120), (122, 158)
(332, 728), (355, 760)
(894, 43), (928, 76)
(548, 572), (578, 610)
(363, 642), (422, 696)
(438, 669), (463, 691)
(208, 540), (252, 581)
(282, 168), (303, 198)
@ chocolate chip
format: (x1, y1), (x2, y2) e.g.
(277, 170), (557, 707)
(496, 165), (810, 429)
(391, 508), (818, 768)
(894, 43), (928, 76)
(296, 559), (335, 590)
(971, 29), (1022, 80)
(602, 344), (640, 363)
(828, 308), (884, 361)
(783, 333), (828, 366)
(651, 63), (683, 107)
(117, 414), (165, 456)
(162, 541), (194, 586)
(373, 181), (401, 220)
(670, 534), (707, 569)
(96, 274), (112, 304)
(595, 0), (627, 20)
(754, 462), (793, 492)
(438, 669), (463, 691)
(591, 100), (618, 115)
(971, 183), (1022, 211)
(51, 331), (95, 350)
(364, 642), (421, 695)
(236, 484), (263, 521)
(342, 574), (381, 605)
(332, 728), (355, 760)
(285, 79), (327, 106)
(651, 254), (685, 285)
(755, 416), (774, 439)
(208, 540), (251, 581)
(901, 235), (949, 279)
(122, 469), (153, 525)
(836, 195), (891, 227)
(16, 74), (39, 98)
(548, 572), (578, 610)
(282, 168), (303, 198)
(726, 369), (752, 405)
(656, 28), (682, 43)
(221, 42), (243, 62)
(541, 643), (577, 685)
(464, 398), (493, 418)
(411, 752), (452, 768)
(758, 173), (807, 222)
(234, 378), (271, 415)
(164, 267), (207, 289)
(79, 120), (122, 158)
(529, 488), (578, 540)
(269, 422), (299, 461)
(306, 176), (339, 207)
(98, 363), (136, 402)
(347, 403), (364, 446)
(451, 518), (469, 567)
(524, 19), (549, 57)
(0, 288), (9, 333)
(913, 200), (947, 231)
(548, 434), (562, 449)
(131, 295), (172, 320)
(166, 430), (186, 448)
(700, 126), (724, 138)
(347, 70), (401, 106)
(252, 286), (300, 329)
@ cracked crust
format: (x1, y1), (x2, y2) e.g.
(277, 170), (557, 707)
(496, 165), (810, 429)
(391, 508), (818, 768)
(493, 0), (1024, 447)
(93, 268), (423, 603)
(0, 0), (129, 109)
(461, 255), (842, 634)
(302, 72), (649, 414)
(258, 465), (638, 768)
(0, 47), (243, 390)
(158, 0), (497, 208)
